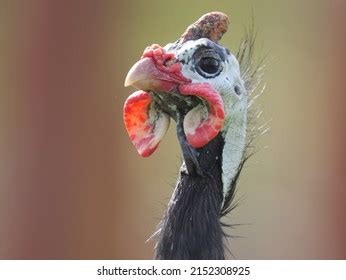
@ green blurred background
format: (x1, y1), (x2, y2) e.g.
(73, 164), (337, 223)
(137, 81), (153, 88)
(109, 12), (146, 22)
(0, 0), (345, 259)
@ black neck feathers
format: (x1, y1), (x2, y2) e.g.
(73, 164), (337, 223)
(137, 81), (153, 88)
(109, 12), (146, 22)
(154, 134), (226, 259)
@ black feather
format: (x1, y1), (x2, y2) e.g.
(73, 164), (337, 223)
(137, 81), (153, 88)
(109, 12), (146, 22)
(154, 134), (225, 259)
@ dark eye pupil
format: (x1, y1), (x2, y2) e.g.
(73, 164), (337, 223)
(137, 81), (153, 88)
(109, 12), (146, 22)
(199, 57), (219, 74)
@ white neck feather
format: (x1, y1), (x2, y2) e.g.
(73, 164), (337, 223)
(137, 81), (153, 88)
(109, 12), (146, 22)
(221, 98), (247, 201)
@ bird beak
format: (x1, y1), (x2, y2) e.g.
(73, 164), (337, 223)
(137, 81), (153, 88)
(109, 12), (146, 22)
(124, 43), (192, 93)
(124, 57), (180, 93)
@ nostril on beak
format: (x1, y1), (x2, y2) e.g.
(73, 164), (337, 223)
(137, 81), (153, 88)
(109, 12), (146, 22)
(234, 85), (242, 95)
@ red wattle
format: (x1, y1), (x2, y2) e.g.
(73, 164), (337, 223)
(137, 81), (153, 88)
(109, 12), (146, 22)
(123, 91), (170, 157)
(178, 83), (225, 148)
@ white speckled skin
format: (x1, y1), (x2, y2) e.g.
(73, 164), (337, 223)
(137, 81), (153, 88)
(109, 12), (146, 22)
(165, 38), (248, 200)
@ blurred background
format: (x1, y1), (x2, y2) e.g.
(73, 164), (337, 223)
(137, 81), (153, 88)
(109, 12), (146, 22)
(0, 0), (345, 259)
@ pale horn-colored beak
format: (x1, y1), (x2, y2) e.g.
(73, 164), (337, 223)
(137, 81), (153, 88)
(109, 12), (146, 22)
(125, 57), (182, 93)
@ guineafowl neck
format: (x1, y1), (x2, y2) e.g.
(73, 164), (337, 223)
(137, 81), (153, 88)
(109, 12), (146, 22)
(154, 134), (225, 260)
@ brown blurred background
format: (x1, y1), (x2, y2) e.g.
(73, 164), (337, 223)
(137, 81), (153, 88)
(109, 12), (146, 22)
(0, 0), (345, 259)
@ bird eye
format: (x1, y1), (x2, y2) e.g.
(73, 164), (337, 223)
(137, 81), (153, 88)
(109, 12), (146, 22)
(198, 57), (220, 74)
(193, 48), (222, 78)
